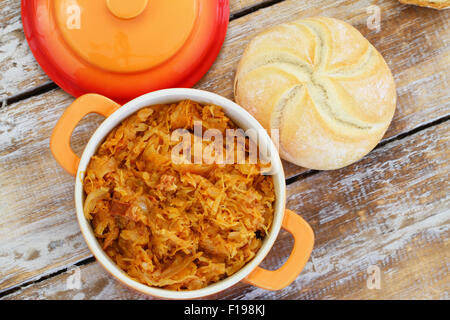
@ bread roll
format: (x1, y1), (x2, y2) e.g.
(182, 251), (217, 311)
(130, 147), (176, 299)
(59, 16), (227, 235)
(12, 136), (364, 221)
(234, 17), (396, 170)
(399, 0), (450, 9)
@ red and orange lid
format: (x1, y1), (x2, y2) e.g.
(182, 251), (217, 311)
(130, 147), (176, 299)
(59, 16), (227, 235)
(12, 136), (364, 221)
(22, 0), (229, 103)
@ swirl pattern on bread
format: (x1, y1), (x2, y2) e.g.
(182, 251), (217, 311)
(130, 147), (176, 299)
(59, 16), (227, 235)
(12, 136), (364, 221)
(234, 17), (396, 170)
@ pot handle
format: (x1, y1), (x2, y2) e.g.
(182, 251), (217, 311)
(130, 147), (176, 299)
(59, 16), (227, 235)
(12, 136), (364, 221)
(244, 209), (314, 290)
(50, 94), (121, 176)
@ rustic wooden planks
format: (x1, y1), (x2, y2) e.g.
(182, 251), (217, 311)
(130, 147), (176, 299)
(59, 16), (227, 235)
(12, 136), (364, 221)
(0, 89), (97, 292)
(0, 0), (449, 299)
(4, 122), (448, 300)
(0, 0), (49, 99)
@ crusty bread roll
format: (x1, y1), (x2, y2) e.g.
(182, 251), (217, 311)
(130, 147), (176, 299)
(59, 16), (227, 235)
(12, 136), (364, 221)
(234, 17), (396, 170)
(399, 0), (450, 9)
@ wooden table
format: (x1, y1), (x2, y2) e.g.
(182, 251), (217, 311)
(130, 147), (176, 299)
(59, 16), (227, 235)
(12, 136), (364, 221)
(0, 0), (449, 300)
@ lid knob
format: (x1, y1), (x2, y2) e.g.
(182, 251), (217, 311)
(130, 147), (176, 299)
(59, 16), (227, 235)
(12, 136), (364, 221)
(106, 0), (148, 19)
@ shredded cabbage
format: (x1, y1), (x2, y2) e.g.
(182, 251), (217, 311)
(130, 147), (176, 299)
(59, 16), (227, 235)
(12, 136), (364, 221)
(83, 100), (275, 290)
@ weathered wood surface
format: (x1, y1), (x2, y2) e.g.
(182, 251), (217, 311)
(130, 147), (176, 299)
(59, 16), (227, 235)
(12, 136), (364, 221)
(0, 0), (274, 99)
(4, 122), (449, 300)
(0, 0), (449, 300)
(0, 0), (50, 99)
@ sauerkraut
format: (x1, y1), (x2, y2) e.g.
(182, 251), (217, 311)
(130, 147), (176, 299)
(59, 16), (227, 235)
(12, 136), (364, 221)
(83, 100), (275, 290)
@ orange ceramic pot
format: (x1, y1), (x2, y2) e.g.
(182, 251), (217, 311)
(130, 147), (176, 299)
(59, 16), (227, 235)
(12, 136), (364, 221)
(50, 89), (314, 299)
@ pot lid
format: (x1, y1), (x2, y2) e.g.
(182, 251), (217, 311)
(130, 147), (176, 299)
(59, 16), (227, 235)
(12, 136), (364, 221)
(22, 0), (229, 103)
